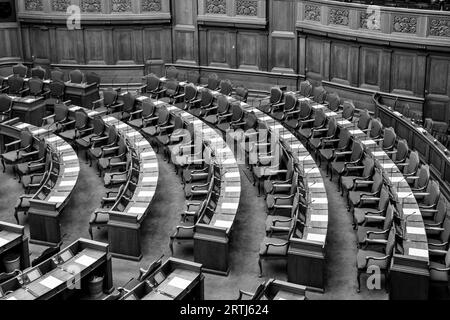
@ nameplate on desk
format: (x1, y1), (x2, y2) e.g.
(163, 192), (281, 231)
(40, 276), (63, 289)
(371, 151), (386, 157)
(298, 97), (310, 102)
(47, 136), (62, 143)
(225, 187), (241, 193)
(260, 116), (271, 122)
(63, 155), (78, 162)
(312, 105), (324, 110)
(179, 81), (187, 87)
(407, 227), (426, 235)
(403, 209), (420, 216)
(349, 129), (364, 135)
(307, 233), (326, 243)
(75, 254), (97, 267)
(390, 176), (405, 183)
(308, 182), (324, 189)
(222, 202), (238, 210)
(103, 116), (115, 123)
(6, 297), (17, 300)
(48, 196), (67, 204)
(312, 198), (328, 204)
(362, 140), (376, 145)
(397, 192), (415, 199)
(0, 237), (9, 247)
(408, 248), (429, 258)
(23, 98), (36, 103)
(225, 172), (240, 179)
(138, 191), (154, 198)
(32, 128), (48, 135)
(159, 77), (168, 82)
(381, 163), (396, 170)
(166, 106), (177, 111)
(128, 207), (146, 214)
(136, 140), (150, 147)
(168, 277), (190, 290)
(57, 144), (72, 152)
(291, 143), (306, 150)
(214, 220), (233, 229)
(311, 215), (328, 222)
(127, 131), (141, 138)
(155, 100), (165, 106)
(143, 162), (158, 169)
(116, 123), (128, 129)
(64, 167), (80, 174)
(325, 112), (338, 117)
(271, 124), (284, 131)
(393, 111), (402, 117)
(301, 156), (313, 162)
(87, 111), (99, 117)
(142, 176), (158, 183)
(69, 106), (81, 112)
(337, 120), (351, 126)
(60, 180), (76, 187)
(136, 96), (148, 102)
(141, 151), (156, 159)
(15, 123), (30, 129)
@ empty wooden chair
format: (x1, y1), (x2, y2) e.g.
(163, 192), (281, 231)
(88, 125), (118, 166)
(15, 139), (47, 183)
(341, 156), (375, 197)
(259, 87), (284, 113)
(202, 73), (220, 90)
(298, 108), (327, 141)
(59, 109), (91, 145)
(312, 86), (327, 104)
(331, 140), (364, 185)
(191, 88), (214, 117)
(93, 89), (124, 114)
(177, 83), (198, 110)
(356, 109), (371, 133)
(341, 101), (355, 121)
(0, 94), (13, 122)
(139, 73), (165, 99)
(13, 63), (28, 78)
(272, 92), (298, 121)
(380, 127), (396, 152)
(348, 168), (383, 210)
(357, 203), (395, 246)
(309, 117), (338, 159)
(318, 129), (352, 175)
(69, 69), (84, 84)
(31, 66), (46, 80)
(232, 85), (248, 102)
(285, 100), (313, 130)
(353, 186), (390, 228)
(298, 80), (312, 98)
(128, 100), (157, 129)
(1, 128), (34, 173)
(324, 92), (341, 112)
(219, 79), (233, 96)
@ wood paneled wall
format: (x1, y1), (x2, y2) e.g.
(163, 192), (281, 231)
(4, 0), (450, 119)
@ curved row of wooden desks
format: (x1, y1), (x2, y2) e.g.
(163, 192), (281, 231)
(67, 105), (159, 260)
(0, 118), (80, 247)
(287, 92), (430, 299)
(374, 94), (450, 202)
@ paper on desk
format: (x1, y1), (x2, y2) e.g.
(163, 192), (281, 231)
(63, 155), (78, 162)
(136, 96), (148, 102)
(64, 167), (80, 174)
(138, 191), (154, 198)
(40, 276), (63, 289)
(0, 237), (9, 247)
(349, 129), (365, 135)
(128, 207), (146, 214)
(408, 248), (429, 258)
(307, 233), (326, 243)
(57, 144), (72, 152)
(311, 198), (328, 204)
(311, 215), (328, 222)
(47, 136), (62, 143)
(371, 151), (386, 157)
(381, 163), (396, 170)
(168, 277), (190, 290)
(48, 196), (67, 204)
(127, 131), (141, 137)
(403, 209), (420, 216)
(222, 202), (239, 210)
(140, 151), (156, 159)
(75, 255), (96, 267)
(214, 220), (233, 229)
(143, 162), (158, 169)
(59, 180), (76, 187)
(225, 172), (240, 179)
(362, 140), (376, 145)
(6, 297), (18, 300)
(407, 227), (426, 235)
(142, 176), (158, 183)
(225, 187), (241, 193)
(15, 123), (30, 129)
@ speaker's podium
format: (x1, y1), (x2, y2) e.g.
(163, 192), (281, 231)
(11, 96), (46, 126)
(64, 82), (100, 108)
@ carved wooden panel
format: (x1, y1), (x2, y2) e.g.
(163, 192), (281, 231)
(142, 27), (170, 74)
(0, 27), (21, 59)
(359, 46), (382, 90)
(206, 29), (231, 68)
(113, 28), (136, 64)
(305, 37), (323, 79)
(55, 28), (78, 64)
(175, 29), (196, 63)
(390, 51), (416, 95)
(330, 42), (349, 83)
(29, 26), (51, 64)
(236, 31), (266, 70)
(84, 29), (108, 64)
(425, 55), (450, 121)
(173, 0), (197, 65)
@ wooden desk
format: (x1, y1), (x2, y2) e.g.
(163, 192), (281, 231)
(64, 82), (99, 109)
(10, 96), (46, 126)
(0, 239), (113, 300)
(0, 222), (30, 273)
(121, 257), (204, 300)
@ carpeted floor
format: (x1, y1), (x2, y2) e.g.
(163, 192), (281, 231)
(0, 139), (397, 300)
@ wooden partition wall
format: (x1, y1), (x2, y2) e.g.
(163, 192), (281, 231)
(1, 0), (450, 120)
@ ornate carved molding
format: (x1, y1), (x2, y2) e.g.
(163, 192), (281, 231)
(236, 0), (257, 16)
(329, 8), (349, 26)
(112, 0), (132, 12)
(25, 0), (43, 11)
(206, 0), (226, 14)
(393, 16), (417, 34)
(51, 0), (71, 12)
(305, 5), (320, 22)
(141, 0), (161, 12)
(81, 0), (102, 13)
(429, 18), (450, 37)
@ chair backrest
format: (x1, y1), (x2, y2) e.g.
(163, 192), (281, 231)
(54, 104), (68, 122)
(385, 226), (396, 258)
(299, 80), (312, 97)
(326, 92), (340, 112)
(433, 195), (447, 226)
(108, 126), (118, 145)
(404, 151), (419, 175)
(312, 86), (327, 104)
(146, 73), (160, 91)
(327, 117), (337, 137)
(424, 118), (433, 132)
(31, 246), (60, 267)
(283, 93), (297, 112)
(51, 69), (64, 82)
(220, 80), (233, 96)
(383, 127), (396, 150)
(299, 100), (312, 119)
(49, 81), (65, 98)
(103, 89), (118, 106)
(235, 86), (248, 102)
(75, 110), (89, 129)
(13, 63), (27, 77)
(201, 89), (214, 107)
(350, 141), (364, 162)
(337, 129), (351, 149)
(230, 102), (243, 122)
(85, 72), (101, 87)
(440, 212), (450, 243)
(69, 69), (84, 84)
(395, 139), (409, 163)
(270, 87), (283, 105)
(207, 73), (220, 90)
(445, 248), (450, 268)
(37, 139), (47, 159)
(184, 83), (197, 101)
(118, 137), (128, 155)
(122, 93), (136, 113)
(378, 186), (390, 211)
(342, 101), (355, 121)
(0, 94), (12, 112)
(362, 156), (375, 178)
(20, 128), (33, 148)
(28, 78), (44, 96)
(371, 169), (383, 194)
(414, 164), (430, 191)
(358, 109), (371, 131)
(313, 108), (326, 128)
(158, 106), (170, 125)
(92, 117), (105, 136)
(424, 180), (440, 208)
(245, 112), (258, 130)
(369, 118), (383, 139)
(187, 71), (200, 84)
(166, 66), (178, 80)
(217, 95), (230, 114)
(8, 76), (24, 94)
(383, 204), (395, 230)
(141, 101), (155, 118)
(166, 79), (179, 92)
(31, 66), (46, 80)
